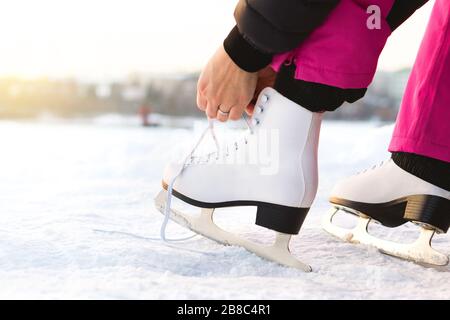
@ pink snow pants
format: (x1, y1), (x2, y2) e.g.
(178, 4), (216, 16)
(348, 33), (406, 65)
(388, 0), (450, 163)
(271, 0), (449, 162)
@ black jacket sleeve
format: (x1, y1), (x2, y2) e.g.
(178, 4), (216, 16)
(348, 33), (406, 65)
(224, 0), (339, 72)
(387, 0), (429, 31)
(224, 0), (430, 73)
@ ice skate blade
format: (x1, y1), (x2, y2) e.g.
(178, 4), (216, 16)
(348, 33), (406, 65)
(322, 207), (354, 242)
(322, 207), (449, 267)
(155, 190), (312, 272)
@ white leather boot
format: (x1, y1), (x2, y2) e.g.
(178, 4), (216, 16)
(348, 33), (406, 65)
(155, 87), (322, 271)
(323, 158), (450, 266)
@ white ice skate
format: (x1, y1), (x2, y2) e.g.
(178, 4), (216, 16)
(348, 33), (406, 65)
(154, 88), (322, 271)
(322, 159), (450, 266)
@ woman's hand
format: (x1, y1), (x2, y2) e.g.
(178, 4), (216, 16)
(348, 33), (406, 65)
(197, 46), (258, 122)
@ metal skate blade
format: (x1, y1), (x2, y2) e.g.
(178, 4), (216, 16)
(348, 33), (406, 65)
(365, 228), (449, 267)
(155, 190), (312, 272)
(321, 207), (355, 242)
(322, 207), (449, 266)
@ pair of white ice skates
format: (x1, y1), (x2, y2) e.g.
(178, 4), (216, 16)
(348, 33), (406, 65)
(155, 88), (449, 271)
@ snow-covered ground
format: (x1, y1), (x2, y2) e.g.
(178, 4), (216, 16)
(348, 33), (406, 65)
(0, 117), (448, 299)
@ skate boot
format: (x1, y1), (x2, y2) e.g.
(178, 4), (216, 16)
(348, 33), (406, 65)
(323, 158), (450, 266)
(154, 87), (322, 271)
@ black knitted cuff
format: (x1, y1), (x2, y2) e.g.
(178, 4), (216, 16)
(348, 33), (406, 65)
(223, 26), (273, 73)
(392, 152), (450, 191)
(274, 63), (367, 112)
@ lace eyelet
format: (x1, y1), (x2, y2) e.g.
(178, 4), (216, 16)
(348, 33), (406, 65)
(251, 118), (260, 126)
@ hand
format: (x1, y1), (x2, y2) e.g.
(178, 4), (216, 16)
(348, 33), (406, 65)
(197, 46), (258, 122)
(245, 66), (276, 116)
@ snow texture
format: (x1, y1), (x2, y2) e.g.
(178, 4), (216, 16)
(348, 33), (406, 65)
(0, 117), (448, 300)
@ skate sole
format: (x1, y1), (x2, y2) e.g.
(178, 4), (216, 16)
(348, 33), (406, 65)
(330, 195), (450, 232)
(162, 182), (309, 235)
(329, 196), (407, 228)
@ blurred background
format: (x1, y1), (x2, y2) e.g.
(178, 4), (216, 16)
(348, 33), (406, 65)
(3, 1), (449, 300)
(0, 0), (434, 123)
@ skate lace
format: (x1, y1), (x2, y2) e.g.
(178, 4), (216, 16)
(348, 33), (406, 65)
(187, 109), (263, 165)
(160, 119), (218, 242)
(160, 112), (262, 243)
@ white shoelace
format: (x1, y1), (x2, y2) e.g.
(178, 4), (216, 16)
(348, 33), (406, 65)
(160, 114), (255, 243)
(93, 121), (223, 256)
(94, 115), (257, 255)
(160, 119), (219, 242)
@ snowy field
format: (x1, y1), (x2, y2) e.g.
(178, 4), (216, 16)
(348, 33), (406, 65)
(0, 116), (448, 300)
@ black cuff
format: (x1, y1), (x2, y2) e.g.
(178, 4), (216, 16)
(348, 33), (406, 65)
(274, 64), (367, 112)
(223, 26), (273, 73)
(392, 152), (450, 191)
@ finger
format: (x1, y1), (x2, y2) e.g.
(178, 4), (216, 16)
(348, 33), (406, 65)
(245, 103), (255, 116)
(216, 106), (230, 122)
(228, 106), (243, 121)
(246, 96), (257, 114)
(197, 92), (207, 111)
(206, 101), (218, 119)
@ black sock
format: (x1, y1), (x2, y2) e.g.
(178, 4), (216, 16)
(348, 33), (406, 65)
(391, 152), (450, 191)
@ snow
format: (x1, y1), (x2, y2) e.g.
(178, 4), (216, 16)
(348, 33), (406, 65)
(0, 118), (448, 300)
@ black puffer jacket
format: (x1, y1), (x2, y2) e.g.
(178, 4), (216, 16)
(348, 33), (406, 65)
(224, 0), (429, 73)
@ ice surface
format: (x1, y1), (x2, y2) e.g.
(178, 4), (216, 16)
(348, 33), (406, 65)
(0, 118), (448, 299)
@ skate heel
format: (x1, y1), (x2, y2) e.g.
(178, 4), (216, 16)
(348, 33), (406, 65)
(404, 195), (450, 233)
(255, 204), (309, 235)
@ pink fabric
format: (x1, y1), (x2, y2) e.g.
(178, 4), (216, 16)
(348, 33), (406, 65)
(271, 0), (394, 89)
(389, 0), (450, 163)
